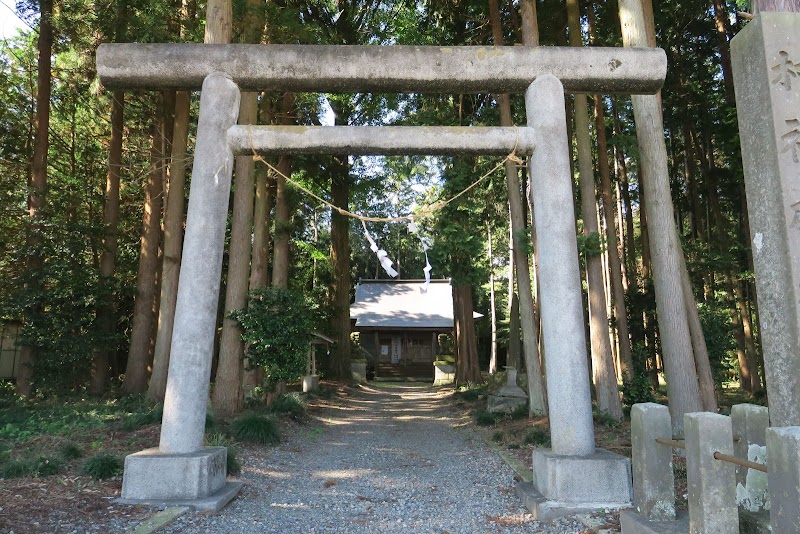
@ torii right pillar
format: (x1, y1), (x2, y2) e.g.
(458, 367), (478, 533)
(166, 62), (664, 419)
(515, 74), (633, 519)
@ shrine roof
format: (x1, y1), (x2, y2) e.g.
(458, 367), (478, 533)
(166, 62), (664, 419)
(350, 279), (482, 330)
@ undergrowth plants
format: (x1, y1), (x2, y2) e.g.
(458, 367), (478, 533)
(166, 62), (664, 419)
(81, 453), (122, 479)
(231, 413), (281, 446)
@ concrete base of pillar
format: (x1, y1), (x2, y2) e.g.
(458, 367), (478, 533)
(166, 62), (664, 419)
(120, 447), (232, 506)
(116, 481), (243, 512)
(302, 374), (320, 392)
(619, 510), (688, 534)
(532, 448), (633, 504)
(517, 448), (632, 520)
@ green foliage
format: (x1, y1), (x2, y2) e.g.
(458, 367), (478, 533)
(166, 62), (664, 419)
(231, 413), (280, 446)
(491, 431), (504, 442)
(205, 434), (241, 476)
(593, 409), (623, 428)
(81, 453), (122, 480)
(621, 373), (656, 408)
(577, 231), (605, 257)
(121, 404), (163, 431)
(0, 459), (31, 479)
(698, 304), (737, 387)
(269, 393), (307, 421)
(231, 288), (320, 383)
(523, 428), (550, 447)
(0, 455), (63, 478)
(474, 409), (497, 426)
(509, 403), (529, 420)
(454, 382), (488, 401)
(58, 442), (83, 461)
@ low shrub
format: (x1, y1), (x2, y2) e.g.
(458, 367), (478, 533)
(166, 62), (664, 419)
(0, 459), (31, 478)
(593, 409), (623, 428)
(621, 373), (656, 408)
(509, 403), (528, 420)
(0, 456), (64, 478)
(474, 409), (497, 426)
(82, 453), (122, 480)
(269, 392), (307, 420)
(524, 427), (550, 447)
(59, 442), (83, 461)
(32, 456), (63, 476)
(231, 413), (280, 446)
(206, 434), (241, 476)
(491, 431), (504, 443)
(455, 382), (488, 401)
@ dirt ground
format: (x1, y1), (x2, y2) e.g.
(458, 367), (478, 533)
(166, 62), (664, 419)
(1, 380), (708, 533)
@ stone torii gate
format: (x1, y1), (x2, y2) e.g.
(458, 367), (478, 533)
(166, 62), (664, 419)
(98, 42), (666, 514)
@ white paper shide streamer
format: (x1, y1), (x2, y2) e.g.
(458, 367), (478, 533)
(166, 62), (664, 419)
(408, 218), (433, 291)
(362, 221), (398, 278)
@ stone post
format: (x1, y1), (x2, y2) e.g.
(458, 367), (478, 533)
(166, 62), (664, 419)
(160, 72), (241, 453)
(766, 426), (800, 532)
(526, 74), (594, 457)
(630, 403), (676, 520)
(731, 12), (800, 428)
(684, 413), (739, 534)
(118, 73), (243, 510)
(517, 75), (632, 519)
(731, 404), (769, 512)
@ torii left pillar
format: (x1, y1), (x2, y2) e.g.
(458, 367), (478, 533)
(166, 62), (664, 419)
(118, 73), (244, 511)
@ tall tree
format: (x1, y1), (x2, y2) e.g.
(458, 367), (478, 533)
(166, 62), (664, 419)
(619, 0), (703, 433)
(328, 100), (352, 379)
(122, 105), (165, 394)
(567, 0), (622, 421)
(92, 0), (128, 394)
(15, 0), (54, 397)
(212, 0), (265, 416)
(149, 0), (200, 402)
(148, 91), (190, 402)
(587, 2), (634, 380)
(488, 0), (546, 415)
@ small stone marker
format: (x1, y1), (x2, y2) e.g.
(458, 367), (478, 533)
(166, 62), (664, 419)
(731, 404), (770, 513)
(732, 11), (800, 428)
(630, 403), (676, 521)
(684, 412), (739, 534)
(487, 367), (528, 414)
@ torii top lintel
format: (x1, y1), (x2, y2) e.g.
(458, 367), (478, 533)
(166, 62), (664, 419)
(96, 44), (666, 94)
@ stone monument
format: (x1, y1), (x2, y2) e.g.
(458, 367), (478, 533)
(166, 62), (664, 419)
(732, 11), (800, 428)
(96, 42), (665, 513)
(488, 367), (528, 414)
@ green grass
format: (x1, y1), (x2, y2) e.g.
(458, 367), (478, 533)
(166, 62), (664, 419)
(509, 403), (529, 420)
(206, 434), (241, 476)
(58, 442), (83, 461)
(0, 394), (162, 442)
(523, 427), (550, 447)
(231, 413), (280, 446)
(474, 409), (497, 426)
(455, 382), (489, 401)
(82, 453), (122, 480)
(0, 456), (64, 479)
(121, 404), (163, 431)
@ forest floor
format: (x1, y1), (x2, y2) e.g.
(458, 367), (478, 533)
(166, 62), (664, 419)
(0, 379), (763, 533)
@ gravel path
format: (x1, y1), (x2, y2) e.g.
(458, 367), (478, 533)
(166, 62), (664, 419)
(162, 384), (596, 533)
